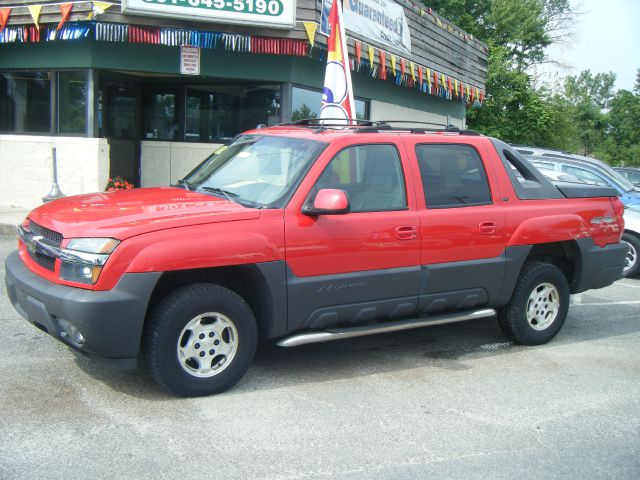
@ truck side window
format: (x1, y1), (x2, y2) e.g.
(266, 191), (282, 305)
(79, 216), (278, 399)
(416, 144), (492, 208)
(316, 144), (407, 212)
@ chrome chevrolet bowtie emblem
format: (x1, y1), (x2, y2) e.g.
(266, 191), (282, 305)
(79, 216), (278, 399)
(27, 235), (43, 255)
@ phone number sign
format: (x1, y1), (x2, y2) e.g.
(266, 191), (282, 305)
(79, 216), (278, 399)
(122, 0), (296, 29)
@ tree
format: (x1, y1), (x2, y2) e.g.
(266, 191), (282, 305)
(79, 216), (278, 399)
(563, 70), (616, 156)
(424, 0), (574, 71)
(424, 0), (576, 147)
(594, 89), (640, 166)
(291, 103), (317, 122)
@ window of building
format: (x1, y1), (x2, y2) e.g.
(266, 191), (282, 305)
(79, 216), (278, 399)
(58, 71), (88, 134)
(292, 86), (368, 121)
(184, 85), (280, 143)
(315, 144), (406, 212)
(416, 144), (492, 208)
(0, 71), (52, 133)
(143, 90), (178, 140)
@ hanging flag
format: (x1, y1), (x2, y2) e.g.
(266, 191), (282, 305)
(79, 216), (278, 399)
(28, 5), (42, 28)
(320, 0), (355, 124)
(0, 8), (11, 33)
(90, 2), (113, 19)
(390, 54), (396, 76)
(367, 44), (374, 64)
(57, 3), (73, 31)
(355, 40), (362, 65)
(302, 21), (317, 47)
(400, 58), (406, 78)
(410, 62), (416, 82)
(379, 50), (386, 80)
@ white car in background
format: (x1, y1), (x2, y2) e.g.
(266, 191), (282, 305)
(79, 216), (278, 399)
(622, 207), (640, 277)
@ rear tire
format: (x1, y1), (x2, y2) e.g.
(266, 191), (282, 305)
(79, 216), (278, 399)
(144, 283), (257, 397)
(621, 232), (640, 278)
(498, 262), (569, 346)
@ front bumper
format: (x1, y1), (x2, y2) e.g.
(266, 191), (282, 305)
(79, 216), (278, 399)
(572, 239), (629, 293)
(5, 251), (161, 369)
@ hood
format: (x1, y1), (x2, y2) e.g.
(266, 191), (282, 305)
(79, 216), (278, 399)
(27, 187), (262, 240)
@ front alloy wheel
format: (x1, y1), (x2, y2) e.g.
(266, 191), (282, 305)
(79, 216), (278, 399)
(145, 283), (257, 397)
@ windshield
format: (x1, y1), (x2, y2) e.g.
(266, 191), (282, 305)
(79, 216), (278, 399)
(597, 163), (636, 192)
(182, 135), (327, 208)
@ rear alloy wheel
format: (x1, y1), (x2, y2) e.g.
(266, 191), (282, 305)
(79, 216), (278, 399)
(145, 284), (257, 397)
(621, 232), (640, 278)
(498, 262), (569, 345)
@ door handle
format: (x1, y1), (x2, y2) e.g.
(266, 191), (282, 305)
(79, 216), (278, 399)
(395, 225), (418, 240)
(478, 221), (497, 235)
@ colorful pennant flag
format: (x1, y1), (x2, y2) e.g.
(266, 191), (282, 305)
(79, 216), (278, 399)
(320, 0), (354, 123)
(302, 21), (317, 47)
(57, 3), (73, 31)
(0, 8), (11, 33)
(379, 50), (386, 80)
(390, 54), (396, 76)
(28, 6), (42, 28)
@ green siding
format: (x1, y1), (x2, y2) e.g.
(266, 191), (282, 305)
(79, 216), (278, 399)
(0, 39), (464, 120)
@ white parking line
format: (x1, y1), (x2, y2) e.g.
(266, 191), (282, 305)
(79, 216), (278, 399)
(616, 282), (640, 289)
(572, 301), (640, 306)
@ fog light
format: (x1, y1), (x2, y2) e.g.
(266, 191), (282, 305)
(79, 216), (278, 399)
(57, 319), (85, 345)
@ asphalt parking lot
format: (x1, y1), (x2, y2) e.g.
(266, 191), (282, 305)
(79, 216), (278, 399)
(1, 233), (639, 480)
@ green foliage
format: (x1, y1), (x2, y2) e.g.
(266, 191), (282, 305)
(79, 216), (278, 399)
(563, 70), (616, 156)
(593, 89), (640, 166)
(423, 1), (638, 164)
(291, 103), (317, 122)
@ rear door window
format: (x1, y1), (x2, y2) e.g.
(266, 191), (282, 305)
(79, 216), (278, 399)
(415, 144), (492, 208)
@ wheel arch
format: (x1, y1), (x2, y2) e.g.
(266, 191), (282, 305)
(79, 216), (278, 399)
(498, 240), (580, 306)
(145, 262), (288, 341)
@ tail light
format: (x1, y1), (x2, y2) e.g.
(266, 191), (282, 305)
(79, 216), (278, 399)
(610, 197), (625, 233)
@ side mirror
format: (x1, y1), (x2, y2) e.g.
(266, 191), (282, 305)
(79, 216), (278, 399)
(303, 189), (350, 216)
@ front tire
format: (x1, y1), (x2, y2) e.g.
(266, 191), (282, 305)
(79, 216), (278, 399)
(144, 283), (257, 397)
(621, 232), (640, 278)
(498, 262), (569, 346)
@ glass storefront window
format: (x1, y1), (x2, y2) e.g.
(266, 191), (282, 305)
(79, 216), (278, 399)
(143, 91), (177, 140)
(292, 86), (368, 121)
(184, 85), (280, 142)
(0, 72), (52, 133)
(185, 89), (236, 142)
(58, 71), (87, 134)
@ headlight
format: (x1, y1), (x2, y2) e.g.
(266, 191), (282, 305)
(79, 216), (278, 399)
(60, 237), (120, 284)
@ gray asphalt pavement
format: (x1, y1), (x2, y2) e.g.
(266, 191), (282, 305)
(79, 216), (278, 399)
(1, 234), (639, 480)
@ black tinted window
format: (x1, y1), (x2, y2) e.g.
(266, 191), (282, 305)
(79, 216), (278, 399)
(416, 144), (492, 208)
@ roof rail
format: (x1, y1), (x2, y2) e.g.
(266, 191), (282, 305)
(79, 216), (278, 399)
(277, 118), (480, 135)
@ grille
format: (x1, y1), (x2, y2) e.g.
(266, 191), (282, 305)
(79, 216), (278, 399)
(26, 221), (62, 272)
(29, 221), (63, 246)
(32, 251), (56, 271)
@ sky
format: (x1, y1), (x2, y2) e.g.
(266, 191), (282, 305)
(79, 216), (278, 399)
(538, 0), (640, 92)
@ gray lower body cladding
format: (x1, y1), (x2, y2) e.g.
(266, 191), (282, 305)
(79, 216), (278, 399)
(5, 251), (161, 368)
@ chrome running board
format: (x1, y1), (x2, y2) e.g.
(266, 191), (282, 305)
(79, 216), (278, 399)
(276, 308), (496, 347)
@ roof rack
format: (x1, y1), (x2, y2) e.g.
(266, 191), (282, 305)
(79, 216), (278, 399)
(277, 118), (480, 135)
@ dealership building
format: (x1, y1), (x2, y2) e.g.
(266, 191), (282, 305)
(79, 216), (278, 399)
(0, 0), (487, 209)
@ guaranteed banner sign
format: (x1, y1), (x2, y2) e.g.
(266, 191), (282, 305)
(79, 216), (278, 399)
(122, 0), (296, 29)
(322, 0), (411, 55)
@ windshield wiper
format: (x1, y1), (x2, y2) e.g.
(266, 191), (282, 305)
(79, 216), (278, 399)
(199, 186), (263, 209)
(199, 186), (239, 202)
(175, 179), (195, 191)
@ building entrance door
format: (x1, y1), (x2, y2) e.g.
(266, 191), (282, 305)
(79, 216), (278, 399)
(103, 84), (140, 186)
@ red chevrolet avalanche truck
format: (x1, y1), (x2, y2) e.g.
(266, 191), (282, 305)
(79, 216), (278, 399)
(5, 122), (628, 396)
